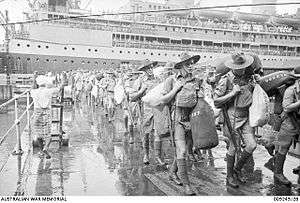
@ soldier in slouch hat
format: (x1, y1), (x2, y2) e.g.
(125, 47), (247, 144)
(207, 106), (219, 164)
(137, 60), (158, 164)
(151, 53), (200, 195)
(272, 65), (300, 186)
(123, 61), (157, 145)
(214, 53), (257, 188)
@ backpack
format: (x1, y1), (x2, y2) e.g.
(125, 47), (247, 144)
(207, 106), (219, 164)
(176, 79), (198, 108)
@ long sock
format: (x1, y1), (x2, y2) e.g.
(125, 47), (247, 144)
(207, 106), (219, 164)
(143, 133), (150, 155)
(154, 141), (162, 158)
(170, 159), (178, 173)
(226, 154), (235, 178)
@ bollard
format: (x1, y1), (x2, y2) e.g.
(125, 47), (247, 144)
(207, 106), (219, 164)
(12, 98), (24, 156)
(26, 91), (32, 151)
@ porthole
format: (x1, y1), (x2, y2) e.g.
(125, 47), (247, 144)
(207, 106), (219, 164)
(95, 49), (98, 52)
(64, 60), (67, 63)
(46, 46), (49, 49)
(17, 44), (20, 47)
(112, 50), (114, 53)
(46, 59), (49, 62)
(36, 58), (39, 61)
(210, 56), (212, 58)
(120, 51), (122, 53)
(88, 49), (91, 52)
(71, 60), (74, 63)
(204, 56), (206, 58)
(136, 52), (138, 54)
(27, 58), (30, 61)
(158, 53), (161, 56)
(143, 52), (146, 55)
(165, 53), (167, 56)
(64, 47), (67, 50)
(151, 53), (153, 55)
(38, 45), (41, 48)
(72, 47), (75, 50)
(87, 61), (90, 64)
(27, 44), (30, 47)
(128, 51), (130, 54)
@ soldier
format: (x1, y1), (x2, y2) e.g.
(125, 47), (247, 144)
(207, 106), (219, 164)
(214, 53), (257, 188)
(136, 61), (158, 164)
(153, 54), (200, 195)
(123, 71), (146, 144)
(273, 66), (300, 186)
(100, 72), (116, 121)
(152, 63), (174, 166)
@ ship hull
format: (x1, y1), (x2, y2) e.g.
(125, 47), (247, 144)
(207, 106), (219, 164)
(1, 39), (300, 73)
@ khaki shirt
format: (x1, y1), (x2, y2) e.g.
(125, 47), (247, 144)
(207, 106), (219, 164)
(281, 84), (299, 134)
(214, 72), (248, 130)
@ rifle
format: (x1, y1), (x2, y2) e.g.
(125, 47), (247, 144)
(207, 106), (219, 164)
(166, 104), (177, 163)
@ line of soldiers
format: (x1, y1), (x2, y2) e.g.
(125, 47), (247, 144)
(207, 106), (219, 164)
(60, 52), (299, 195)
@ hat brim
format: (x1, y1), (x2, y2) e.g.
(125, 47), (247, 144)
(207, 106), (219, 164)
(138, 61), (158, 71)
(292, 73), (300, 78)
(224, 55), (254, 70)
(127, 71), (145, 77)
(174, 55), (200, 69)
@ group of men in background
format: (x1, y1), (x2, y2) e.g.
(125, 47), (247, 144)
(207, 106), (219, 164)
(30, 52), (300, 195)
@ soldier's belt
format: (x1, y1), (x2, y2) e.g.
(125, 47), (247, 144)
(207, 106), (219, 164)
(234, 109), (249, 118)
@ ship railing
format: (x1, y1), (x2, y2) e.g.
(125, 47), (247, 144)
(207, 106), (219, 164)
(0, 89), (33, 156)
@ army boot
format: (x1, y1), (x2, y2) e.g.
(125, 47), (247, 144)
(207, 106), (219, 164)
(226, 154), (239, 188)
(143, 133), (150, 165)
(168, 159), (183, 186)
(274, 153), (291, 186)
(234, 150), (252, 184)
(177, 159), (196, 195)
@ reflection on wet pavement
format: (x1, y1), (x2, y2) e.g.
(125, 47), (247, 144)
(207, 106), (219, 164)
(21, 104), (164, 196)
(1, 102), (299, 196)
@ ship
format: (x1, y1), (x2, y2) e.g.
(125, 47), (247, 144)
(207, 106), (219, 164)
(0, 0), (299, 74)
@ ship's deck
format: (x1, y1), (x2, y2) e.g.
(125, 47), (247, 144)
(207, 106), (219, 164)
(0, 101), (299, 196)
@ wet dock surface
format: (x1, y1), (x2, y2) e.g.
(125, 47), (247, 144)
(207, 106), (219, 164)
(0, 102), (299, 196)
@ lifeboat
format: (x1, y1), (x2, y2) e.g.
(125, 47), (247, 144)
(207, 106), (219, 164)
(193, 9), (233, 20)
(236, 12), (269, 23)
(273, 16), (300, 28)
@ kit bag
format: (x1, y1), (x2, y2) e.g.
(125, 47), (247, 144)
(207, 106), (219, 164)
(190, 98), (218, 149)
(249, 84), (271, 127)
(142, 82), (165, 107)
(258, 71), (297, 96)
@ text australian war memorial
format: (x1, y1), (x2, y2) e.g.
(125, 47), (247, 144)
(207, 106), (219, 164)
(0, 0), (299, 197)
